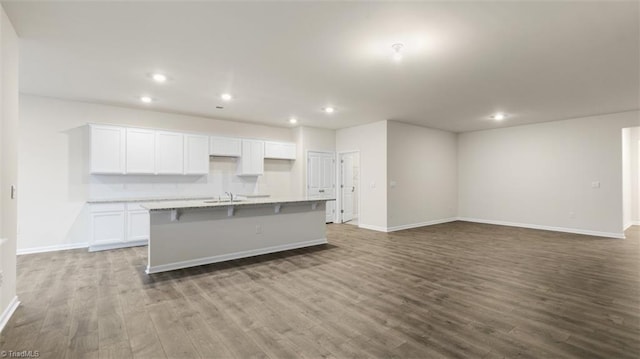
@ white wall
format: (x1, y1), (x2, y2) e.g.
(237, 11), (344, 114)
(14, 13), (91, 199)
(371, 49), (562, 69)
(458, 111), (640, 238)
(0, 4), (19, 329)
(627, 127), (640, 225)
(17, 95), (306, 252)
(387, 121), (458, 230)
(336, 121), (387, 231)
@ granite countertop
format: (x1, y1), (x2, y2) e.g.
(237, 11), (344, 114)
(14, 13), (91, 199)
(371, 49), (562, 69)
(86, 195), (218, 204)
(141, 197), (336, 211)
(86, 193), (275, 204)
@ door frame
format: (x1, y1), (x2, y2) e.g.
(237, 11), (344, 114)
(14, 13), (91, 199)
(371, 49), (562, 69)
(337, 150), (361, 224)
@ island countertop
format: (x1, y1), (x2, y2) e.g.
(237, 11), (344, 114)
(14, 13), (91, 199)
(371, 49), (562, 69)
(140, 196), (335, 211)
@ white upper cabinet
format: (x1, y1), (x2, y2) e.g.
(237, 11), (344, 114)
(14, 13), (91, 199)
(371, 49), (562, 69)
(155, 131), (184, 174)
(184, 134), (210, 175)
(237, 139), (264, 176)
(210, 136), (242, 157)
(90, 124), (126, 174)
(90, 124), (295, 177)
(264, 141), (296, 160)
(125, 128), (156, 174)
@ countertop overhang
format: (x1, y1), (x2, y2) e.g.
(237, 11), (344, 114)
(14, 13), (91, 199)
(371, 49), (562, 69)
(140, 197), (335, 211)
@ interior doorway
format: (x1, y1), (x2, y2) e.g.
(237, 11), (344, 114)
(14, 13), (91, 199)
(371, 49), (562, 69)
(339, 151), (360, 225)
(307, 151), (336, 223)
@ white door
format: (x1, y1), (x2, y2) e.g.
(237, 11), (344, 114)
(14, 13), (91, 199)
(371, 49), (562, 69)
(341, 154), (355, 223)
(307, 151), (335, 223)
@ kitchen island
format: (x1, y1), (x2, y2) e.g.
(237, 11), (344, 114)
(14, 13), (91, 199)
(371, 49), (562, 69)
(141, 197), (333, 274)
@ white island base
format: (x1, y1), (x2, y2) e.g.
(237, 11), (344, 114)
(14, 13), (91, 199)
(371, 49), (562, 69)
(144, 200), (328, 274)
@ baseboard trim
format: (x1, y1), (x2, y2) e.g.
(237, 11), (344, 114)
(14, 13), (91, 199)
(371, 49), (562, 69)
(357, 224), (388, 232)
(0, 296), (20, 333)
(146, 238), (328, 274)
(387, 217), (459, 232)
(17, 242), (89, 255)
(633, 220), (640, 226)
(89, 240), (148, 252)
(457, 217), (624, 239)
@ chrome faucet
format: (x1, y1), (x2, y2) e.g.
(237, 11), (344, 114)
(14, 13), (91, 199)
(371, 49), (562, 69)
(225, 192), (234, 202)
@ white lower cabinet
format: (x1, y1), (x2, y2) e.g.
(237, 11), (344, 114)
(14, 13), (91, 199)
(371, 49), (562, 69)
(126, 203), (151, 242)
(89, 202), (149, 251)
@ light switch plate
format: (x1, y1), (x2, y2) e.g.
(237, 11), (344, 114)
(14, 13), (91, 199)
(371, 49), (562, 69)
(591, 181), (600, 189)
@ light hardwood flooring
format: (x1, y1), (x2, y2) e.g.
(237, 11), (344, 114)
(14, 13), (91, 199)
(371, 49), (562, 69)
(1, 221), (639, 358)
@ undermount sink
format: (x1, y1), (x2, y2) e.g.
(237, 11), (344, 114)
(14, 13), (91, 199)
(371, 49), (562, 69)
(203, 199), (246, 204)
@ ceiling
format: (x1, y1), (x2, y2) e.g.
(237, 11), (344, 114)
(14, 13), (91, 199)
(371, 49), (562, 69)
(3, 1), (639, 132)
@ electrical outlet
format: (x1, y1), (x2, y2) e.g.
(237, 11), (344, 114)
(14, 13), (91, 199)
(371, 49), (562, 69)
(256, 225), (262, 234)
(0, 271), (4, 288)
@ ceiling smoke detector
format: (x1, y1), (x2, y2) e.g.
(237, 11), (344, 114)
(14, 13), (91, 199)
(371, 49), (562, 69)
(392, 43), (404, 62)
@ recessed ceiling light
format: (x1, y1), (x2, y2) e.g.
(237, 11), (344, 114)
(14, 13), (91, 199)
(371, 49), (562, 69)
(324, 107), (335, 114)
(392, 43), (404, 62)
(151, 73), (167, 83)
(491, 113), (507, 121)
(221, 93), (232, 101)
(140, 96), (153, 104)
(289, 117), (298, 124)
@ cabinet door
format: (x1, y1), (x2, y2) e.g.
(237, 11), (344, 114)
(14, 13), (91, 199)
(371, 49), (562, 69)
(156, 131), (184, 174)
(90, 125), (126, 174)
(127, 206), (150, 242)
(281, 143), (296, 159)
(184, 134), (210, 175)
(264, 141), (282, 159)
(326, 201), (335, 223)
(210, 136), (242, 157)
(251, 140), (264, 174)
(265, 141), (296, 160)
(90, 210), (126, 246)
(238, 139), (264, 176)
(126, 128), (156, 174)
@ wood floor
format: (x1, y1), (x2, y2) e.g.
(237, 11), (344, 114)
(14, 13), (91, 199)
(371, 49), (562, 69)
(1, 221), (639, 358)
